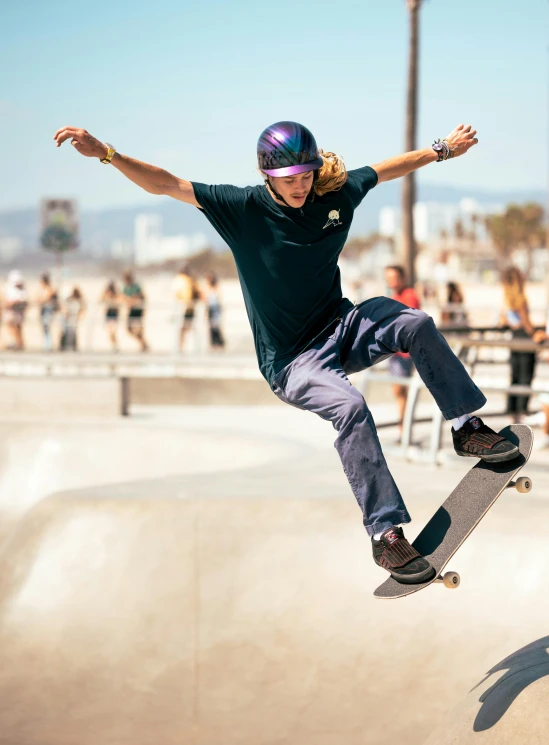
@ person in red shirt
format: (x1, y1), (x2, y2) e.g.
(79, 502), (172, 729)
(385, 265), (421, 438)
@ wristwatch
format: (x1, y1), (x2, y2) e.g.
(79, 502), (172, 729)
(100, 143), (116, 164)
(432, 142), (445, 162)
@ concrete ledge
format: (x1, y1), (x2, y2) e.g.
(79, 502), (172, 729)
(129, 376), (283, 405)
(0, 377), (127, 417)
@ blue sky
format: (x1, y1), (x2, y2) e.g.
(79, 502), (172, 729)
(1, 0), (548, 211)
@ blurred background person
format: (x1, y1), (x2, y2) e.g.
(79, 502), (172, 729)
(37, 273), (59, 352)
(441, 281), (468, 327)
(534, 387), (549, 449)
(204, 271), (225, 351)
(173, 264), (201, 352)
(530, 306), (549, 448)
(60, 285), (85, 351)
(384, 265), (421, 439)
(3, 270), (28, 351)
(122, 271), (149, 352)
(100, 280), (121, 352)
(420, 279), (438, 304)
(500, 266), (537, 422)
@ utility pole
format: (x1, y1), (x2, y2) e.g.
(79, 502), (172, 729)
(545, 2), (549, 299)
(402, 0), (422, 286)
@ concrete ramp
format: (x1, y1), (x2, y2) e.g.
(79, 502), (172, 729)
(0, 494), (195, 745)
(1, 490), (373, 745)
(0, 472), (549, 745)
(0, 418), (303, 523)
(1, 407), (549, 744)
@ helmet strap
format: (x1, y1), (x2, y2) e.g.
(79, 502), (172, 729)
(264, 177), (292, 208)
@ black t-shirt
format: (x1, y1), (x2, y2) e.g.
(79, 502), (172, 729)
(192, 166), (378, 385)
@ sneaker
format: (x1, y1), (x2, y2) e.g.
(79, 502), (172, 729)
(452, 416), (519, 463)
(372, 527), (436, 584)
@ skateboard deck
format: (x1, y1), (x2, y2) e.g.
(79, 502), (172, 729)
(374, 424), (533, 599)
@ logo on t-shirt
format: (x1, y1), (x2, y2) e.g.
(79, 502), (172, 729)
(323, 209), (342, 229)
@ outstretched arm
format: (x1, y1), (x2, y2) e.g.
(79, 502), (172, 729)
(53, 127), (200, 207)
(372, 124), (478, 184)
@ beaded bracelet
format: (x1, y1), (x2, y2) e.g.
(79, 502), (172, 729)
(442, 139), (457, 159)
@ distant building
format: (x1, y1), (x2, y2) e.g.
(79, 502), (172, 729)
(379, 207), (398, 239)
(134, 214), (162, 266)
(0, 237), (23, 263)
(133, 214), (208, 266)
(378, 199), (507, 283)
(110, 239), (134, 262)
(379, 198), (504, 243)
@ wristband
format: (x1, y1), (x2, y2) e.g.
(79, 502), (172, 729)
(432, 139), (447, 162)
(100, 143), (116, 164)
(442, 139), (457, 159)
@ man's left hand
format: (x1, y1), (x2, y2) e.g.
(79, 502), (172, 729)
(444, 124), (478, 159)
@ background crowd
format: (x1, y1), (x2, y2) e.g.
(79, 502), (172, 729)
(1, 265), (225, 355)
(2, 261), (549, 447)
(382, 264), (549, 449)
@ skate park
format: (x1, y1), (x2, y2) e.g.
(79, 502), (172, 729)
(0, 344), (548, 745)
(3, 1), (549, 741)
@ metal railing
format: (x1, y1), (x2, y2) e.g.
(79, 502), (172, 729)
(2, 319), (549, 465)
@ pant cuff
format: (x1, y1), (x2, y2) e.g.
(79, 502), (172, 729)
(364, 510), (412, 538)
(441, 392), (487, 421)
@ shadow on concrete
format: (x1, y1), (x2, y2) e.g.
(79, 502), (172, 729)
(469, 635), (549, 732)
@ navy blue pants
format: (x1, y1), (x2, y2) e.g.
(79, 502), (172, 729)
(272, 297), (487, 536)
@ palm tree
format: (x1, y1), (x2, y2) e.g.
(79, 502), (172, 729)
(401, 0), (423, 286)
(484, 213), (513, 270)
(484, 203), (545, 274)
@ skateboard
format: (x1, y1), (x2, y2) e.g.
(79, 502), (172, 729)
(374, 424), (533, 599)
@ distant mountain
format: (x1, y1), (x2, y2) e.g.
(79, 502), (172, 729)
(0, 200), (218, 256)
(0, 182), (545, 256)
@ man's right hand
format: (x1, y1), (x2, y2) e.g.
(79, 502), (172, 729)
(53, 126), (107, 159)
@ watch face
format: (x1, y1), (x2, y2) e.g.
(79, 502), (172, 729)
(433, 143), (443, 152)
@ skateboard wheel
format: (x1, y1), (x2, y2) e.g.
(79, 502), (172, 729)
(515, 476), (532, 493)
(443, 571), (460, 589)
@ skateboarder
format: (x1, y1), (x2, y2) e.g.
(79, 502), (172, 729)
(53, 121), (519, 584)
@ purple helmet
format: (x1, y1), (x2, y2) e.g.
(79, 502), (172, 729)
(257, 121), (323, 177)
